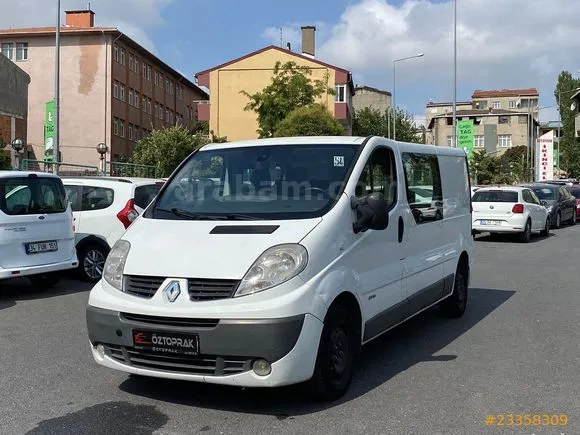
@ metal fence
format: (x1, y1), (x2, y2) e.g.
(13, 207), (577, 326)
(19, 159), (99, 176)
(105, 161), (157, 178)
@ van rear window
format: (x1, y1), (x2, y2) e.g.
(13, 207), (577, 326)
(0, 176), (67, 215)
(472, 190), (518, 203)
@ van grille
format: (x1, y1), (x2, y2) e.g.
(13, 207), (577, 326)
(188, 279), (239, 301)
(122, 275), (239, 301)
(103, 344), (251, 376)
(124, 275), (165, 299)
(120, 312), (219, 329)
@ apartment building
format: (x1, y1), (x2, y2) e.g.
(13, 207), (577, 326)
(195, 26), (354, 141)
(352, 86), (392, 114)
(426, 88), (540, 153)
(0, 9), (208, 167)
(424, 100), (472, 144)
(571, 90), (580, 138)
(0, 53), (30, 166)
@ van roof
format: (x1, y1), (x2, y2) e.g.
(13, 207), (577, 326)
(199, 135), (468, 157)
(0, 170), (60, 179)
(59, 176), (163, 184)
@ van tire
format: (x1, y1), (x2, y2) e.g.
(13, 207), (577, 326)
(28, 272), (61, 289)
(308, 304), (356, 402)
(441, 263), (468, 318)
(78, 244), (108, 282)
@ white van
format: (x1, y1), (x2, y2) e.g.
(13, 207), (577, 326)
(0, 171), (78, 287)
(86, 136), (474, 401)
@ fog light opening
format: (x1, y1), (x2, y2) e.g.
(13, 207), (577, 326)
(95, 344), (105, 360)
(252, 359), (271, 376)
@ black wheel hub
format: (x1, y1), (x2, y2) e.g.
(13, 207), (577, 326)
(328, 326), (349, 375)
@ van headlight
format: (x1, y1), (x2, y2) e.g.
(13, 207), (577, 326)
(103, 240), (131, 291)
(234, 244), (308, 297)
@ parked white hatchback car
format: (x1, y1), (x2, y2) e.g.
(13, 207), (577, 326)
(62, 177), (164, 282)
(471, 186), (550, 242)
(85, 135), (474, 401)
(0, 171), (78, 287)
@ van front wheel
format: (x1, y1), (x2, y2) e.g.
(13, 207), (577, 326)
(308, 304), (356, 402)
(441, 264), (468, 318)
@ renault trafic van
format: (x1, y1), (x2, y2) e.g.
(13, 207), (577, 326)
(0, 171), (78, 287)
(86, 136), (474, 401)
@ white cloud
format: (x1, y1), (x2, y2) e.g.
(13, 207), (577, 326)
(262, 0), (580, 114)
(0, 0), (173, 53)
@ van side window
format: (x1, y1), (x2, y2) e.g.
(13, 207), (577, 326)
(354, 147), (396, 209)
(402, 153), (443, 224)
(64, 185), (82, 211)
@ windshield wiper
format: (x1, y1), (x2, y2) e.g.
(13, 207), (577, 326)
(156, 208), (263, 221)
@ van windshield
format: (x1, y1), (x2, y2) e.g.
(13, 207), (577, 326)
(152, 144), (359, 220)
(0, 176), (68, 215)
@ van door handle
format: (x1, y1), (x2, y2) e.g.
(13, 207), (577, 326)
(398, 216), (404, 243)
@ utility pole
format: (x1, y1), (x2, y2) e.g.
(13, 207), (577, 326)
(53, 0), (61, 173)
(452, 0), (457, 147)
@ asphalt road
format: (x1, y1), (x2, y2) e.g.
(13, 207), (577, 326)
(1, 225), (579, 435)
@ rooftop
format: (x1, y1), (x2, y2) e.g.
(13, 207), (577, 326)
(472, 88), (539, 98)
(426, 101), (471, 107)
(354, 85), (392, 96)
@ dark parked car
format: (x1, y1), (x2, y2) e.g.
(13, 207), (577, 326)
(526, 184), (576, 228)
(566, 185), (580, 222)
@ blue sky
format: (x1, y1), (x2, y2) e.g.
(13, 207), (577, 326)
(3, 0), (580, 124)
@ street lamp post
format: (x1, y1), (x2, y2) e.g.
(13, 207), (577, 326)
(392, 53), (424, 141)
(453, 0), (457, 147)
(11, 138), (24, 170)
(96, 143), (108, 175)
(54, 0), (61, 174)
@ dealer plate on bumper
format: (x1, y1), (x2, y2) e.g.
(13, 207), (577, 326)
(133, 330), (199, 356)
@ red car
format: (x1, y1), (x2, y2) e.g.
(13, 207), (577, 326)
(566, 186), (580, 221)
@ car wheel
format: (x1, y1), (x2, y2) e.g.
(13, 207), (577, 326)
(519, 220), (531, 243)
(568, 212), (576, 225)
(540, 218), (550, 237)
(79, 245), (108, 283)
(308, 304), (357, 402)
(441, 261), (469, 318)
(555, 211), (561, 229)
(28, 272), (61, 289)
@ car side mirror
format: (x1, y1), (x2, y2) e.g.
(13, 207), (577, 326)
(350, 192), (389, 234)
(540, 200), (548, 207)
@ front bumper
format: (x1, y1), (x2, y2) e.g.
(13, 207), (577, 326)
(0, 255), (78, 280)
(86, 306), (323, 387)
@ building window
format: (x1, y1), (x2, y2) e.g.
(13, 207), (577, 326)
(142, 62), (147, 78)
(113, 81), (119, 99)
(166, 79), (170, 92)
(135, 91), (140, 109)
(335, 85), (346, 103)
(128, 89), (134, 106)
(509, 100), (517, 109)
(128, 54), (134, 71)
(120, 47), (126, 65)
(446, 135), (455, 147)
(134, 57), (139, 73)
(178, 86), (183, 100)
(159, 74), (164, 89)
(119, 119), (125, 137)
(146, 64), (151, 80)
(492, 101), (501, 109)
(154, 71), (159, 86)
(166, 108), (170, 122)
(498, 116), (510, 124)
(14, 42), (28, 61)
(148, 99), (152, 115)
(113, 117), (119, 136)
(519, 115), (528, 124)
(142, 96), (147, 112)
(498, 134), (511, 148)
(113, 44), (119, 62)
(474, 135), (485, 148)
(119, 84), (125, 101)
(169, 81), (174, 95)
(128, 123), (133, 141)
(1, 42), (14, 59)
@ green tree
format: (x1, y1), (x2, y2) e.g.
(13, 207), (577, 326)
(131, 125), (211, 177)
(554, 71), (580, 177)
(499, 146), (530, 183)
(241, 61), (333, 138)
(472, 150), (500, 185)
(273, 104), (344, 137)
(0, 139), (11, 170)
(352, 106), (423, 144)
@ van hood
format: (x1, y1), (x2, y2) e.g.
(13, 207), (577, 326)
(122, 217), (322, 279)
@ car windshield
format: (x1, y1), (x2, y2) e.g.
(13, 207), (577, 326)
(532, 187), (557, 200)
(152, 144), (359, 220)
(472, 190), (518, 203)
(0, 176), (67, 215)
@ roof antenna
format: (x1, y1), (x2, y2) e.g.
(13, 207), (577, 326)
(87, 2), (91, 10)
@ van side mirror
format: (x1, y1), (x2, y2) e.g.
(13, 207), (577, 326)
(350, 192), (389, 234)
(540, 200), (548, 207)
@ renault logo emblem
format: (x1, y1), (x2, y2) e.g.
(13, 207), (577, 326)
(163, 280), (181, 302)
